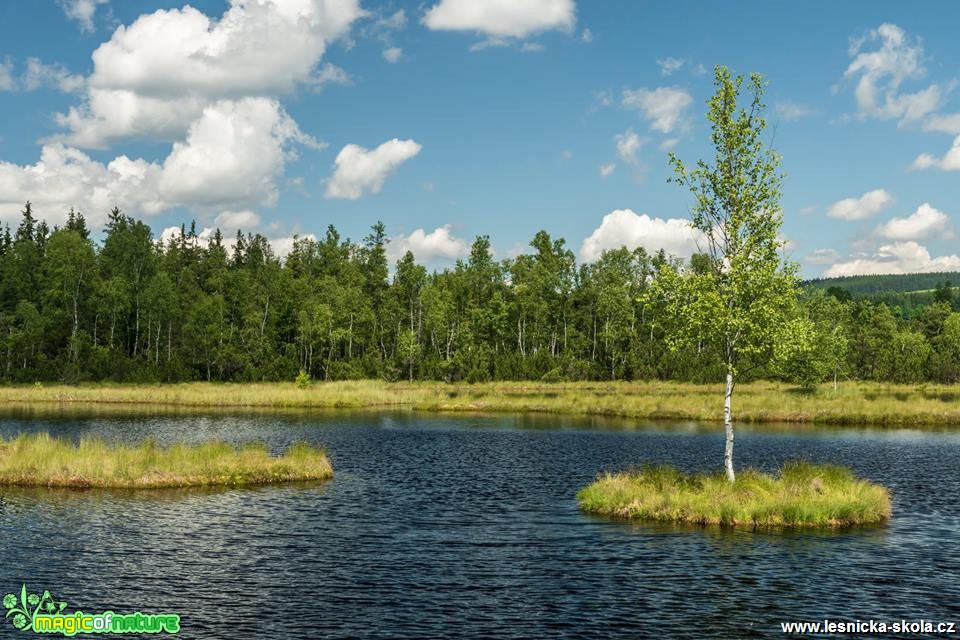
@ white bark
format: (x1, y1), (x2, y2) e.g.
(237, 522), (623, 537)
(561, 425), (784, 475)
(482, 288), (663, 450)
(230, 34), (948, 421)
(723, 368), (736, 482)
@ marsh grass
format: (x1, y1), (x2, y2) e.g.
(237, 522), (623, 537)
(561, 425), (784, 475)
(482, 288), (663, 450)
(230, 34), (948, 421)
(577, 462), (892, 528)
(0, 432), (333, 488)
(1, 380), (959, 427)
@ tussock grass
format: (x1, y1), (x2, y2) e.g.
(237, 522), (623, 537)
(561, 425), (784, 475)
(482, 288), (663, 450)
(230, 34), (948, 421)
(0, 432), (333, 488)
(577, 462), (892, 528)
(1, 380), (959, 427)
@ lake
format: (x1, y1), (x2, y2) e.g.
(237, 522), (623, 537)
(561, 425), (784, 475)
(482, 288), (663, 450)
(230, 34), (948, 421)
(0, 410), (957, 638)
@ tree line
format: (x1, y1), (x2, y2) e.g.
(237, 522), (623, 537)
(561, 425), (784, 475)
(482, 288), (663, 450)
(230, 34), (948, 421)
(0, 202), (957, 386)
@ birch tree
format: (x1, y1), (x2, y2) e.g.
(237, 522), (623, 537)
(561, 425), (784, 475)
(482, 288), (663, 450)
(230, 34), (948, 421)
(654, 66), (798, 482)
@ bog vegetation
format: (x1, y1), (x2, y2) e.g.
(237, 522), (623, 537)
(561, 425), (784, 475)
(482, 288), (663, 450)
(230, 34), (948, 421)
(0, 432), (333, 488)
(577, 462), (892, 528)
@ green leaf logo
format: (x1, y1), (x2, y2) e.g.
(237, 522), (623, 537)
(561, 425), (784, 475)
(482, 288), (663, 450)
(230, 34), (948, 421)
(3, 585), (66, 632)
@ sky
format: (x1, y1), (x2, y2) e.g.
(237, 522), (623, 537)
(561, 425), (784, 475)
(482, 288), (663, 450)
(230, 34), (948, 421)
(1, 1), (960, 278)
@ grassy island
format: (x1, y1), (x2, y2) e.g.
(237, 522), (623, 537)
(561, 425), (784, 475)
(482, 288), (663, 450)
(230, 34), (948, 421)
(577, 462), (891, 528)
(0, 433), (333, 489)
(3, 380), (960, 427)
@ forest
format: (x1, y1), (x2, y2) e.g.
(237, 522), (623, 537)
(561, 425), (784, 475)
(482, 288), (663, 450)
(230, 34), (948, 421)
(1, 202), (959, 386)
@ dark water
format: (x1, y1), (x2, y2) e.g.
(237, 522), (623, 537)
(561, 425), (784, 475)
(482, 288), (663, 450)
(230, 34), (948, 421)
(0, 411), (958, 638)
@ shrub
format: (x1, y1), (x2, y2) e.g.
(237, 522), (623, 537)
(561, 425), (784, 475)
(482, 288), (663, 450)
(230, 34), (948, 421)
(294, 369), (311, 388)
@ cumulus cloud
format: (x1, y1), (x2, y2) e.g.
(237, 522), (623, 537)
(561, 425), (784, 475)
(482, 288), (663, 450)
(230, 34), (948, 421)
(580, 209), (703, 261)
(389, 225), (469, 262)
(826, 189), (892, 220)
(59, 0), (109, 33)
(824, 242), (960, 277)
(843, 23), (942, 124)
(55, 0), (363, 147)
(215, 209), (261, 231)
(0, 144), (161, 228)
(775, 100), (816, 121)
(382, 47), (403, 63)
(325, 138), (422, 200)
(598, 163), (615, 178)
(158, 98), (321, 209)
(621, 86), (692, 133)
(423, 0), (575, 39)
(876, 203), (949, 240)
(912, 135), (960, 171)
(0, 98), (312, 228)
(614, 128), (642, 164)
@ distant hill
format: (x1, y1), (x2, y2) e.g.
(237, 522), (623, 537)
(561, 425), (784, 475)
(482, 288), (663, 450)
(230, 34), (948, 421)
(803, 272), (960, 295)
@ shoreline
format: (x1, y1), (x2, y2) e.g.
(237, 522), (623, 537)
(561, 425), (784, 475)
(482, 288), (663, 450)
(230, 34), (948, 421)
(1, 380), (959, 428)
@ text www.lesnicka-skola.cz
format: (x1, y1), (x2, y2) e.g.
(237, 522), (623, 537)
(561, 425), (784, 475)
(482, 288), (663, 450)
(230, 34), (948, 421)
(780, 619), (956, 635)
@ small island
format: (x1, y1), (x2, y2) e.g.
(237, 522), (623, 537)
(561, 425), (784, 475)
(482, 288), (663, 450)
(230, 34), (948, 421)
(577, 462), (891, 528)
(0, 433), (333, 489)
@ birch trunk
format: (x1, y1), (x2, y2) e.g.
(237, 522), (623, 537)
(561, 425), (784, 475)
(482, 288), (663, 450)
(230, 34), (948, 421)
(723, 367), (736, 482)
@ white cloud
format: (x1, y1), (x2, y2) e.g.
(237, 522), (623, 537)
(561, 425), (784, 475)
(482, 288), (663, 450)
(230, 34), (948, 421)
(54, 90), (210, 149)
(826, 189), (893, 220)
(158, 98), (320, 210)
(824, 242), (960, 277)
(59, 0), (109, 33)
(923, 113), (960, 135)
(911, 135), (960, 171)
(312, 63), (352, 90)
(598, 163), (615, 178)
(656, 57), (685, 76)
(55, 0), (363, 147)
(389, 225), (469, 262)
(843, 23), (942, 124)
(775, 100), (816, 121)
(580, 28), (592, 43)
(423, 0), (575, 39)
(382, 47), (403, 63)
(520, 42), (545, 53)
(21, 58), (85, 93)
(621, 86), (692, 133)
(325, 138), (422, 200)
(580, 209), (703, 261)
(0, 144), (162, 228)
(615, 128), (642, 164)
(0, 58), (15, 91)
(215, 209), (261, 230)
(805, 248), (841, 265)
(876, 203), (949, 240)
(0, 98), (312, 228)
(658, 138), (678, 151)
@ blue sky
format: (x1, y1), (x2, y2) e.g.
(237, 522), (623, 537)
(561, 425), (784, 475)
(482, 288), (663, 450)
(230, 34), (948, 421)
(2, 0), (960, 277)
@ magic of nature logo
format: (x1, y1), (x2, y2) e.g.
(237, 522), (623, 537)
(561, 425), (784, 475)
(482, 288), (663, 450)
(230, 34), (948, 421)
(3, 585), (180, 636)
